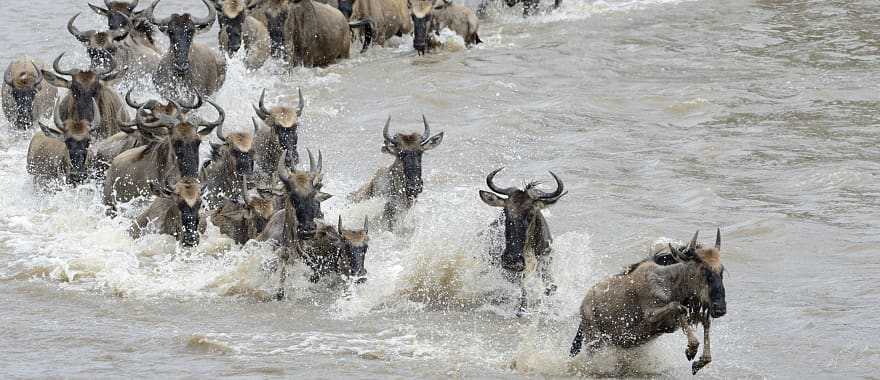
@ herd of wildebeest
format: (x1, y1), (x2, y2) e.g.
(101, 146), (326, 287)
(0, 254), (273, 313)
(2, 0), (727, 375)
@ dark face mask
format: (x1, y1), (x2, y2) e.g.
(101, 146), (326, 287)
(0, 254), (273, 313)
(288, 190), (318, 238)
(168, 20), (195, 73)
(275, 126), (299, 166)
(65, 138), (91, 185)
(10, 87), (37, 129)
(87, 48), (115, 72)
(348, 244), (368, 280)
(232, 149), (255, 176)
(70, 81), (100, 122)
(500, 208), (530, 272)
(264, 11), (287, 58)
(179, 202), (201, 247)
(108, 12), (130, 30)
(705, 267), (726, 318)
(398, 150), (424, 197)
(220, 15), (244, 53)
(411, 14), (432, 55)
(174, 140), (202, 177)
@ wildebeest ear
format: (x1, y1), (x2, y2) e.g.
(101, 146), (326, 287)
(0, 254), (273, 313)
(101, 67), (128, 83)
(479, 190), (506, 207)
(149, 182), (173, 198)
(316, 191), (333, 203)
(38, 122), (63, 138)
(41, 70), (70, 88)
(381, 144), (399, 155)
(421, 132), (444, 151)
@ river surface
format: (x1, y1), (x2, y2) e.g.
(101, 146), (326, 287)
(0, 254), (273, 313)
(1, 0), (879, 378)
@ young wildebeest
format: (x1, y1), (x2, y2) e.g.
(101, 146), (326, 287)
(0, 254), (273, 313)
(27, 100), (99, 188)
(209, 0), (271, 70)
(40, 53), (129, 139)
(2, 57), (57, 130)
(300, 215), (370, 284)
(130, 177), (207, 247)
(430, 0), (481, 46)
(351, 116), (444, 229)
(67, 13), (162, 79)
(409, 0), (440, 55)
(144, 0), (228, 100)
(479, 168), (566, 313)
(200, 118), (259, 208)
(286, 0), (373, 66)
(211, 181), (277, 244)
(103, 100), (224, 212)
(570, 229), (728, 375)
(350, 0), (411, 48)
(252, 88), (303, 178)
(89, 0), (162, 54)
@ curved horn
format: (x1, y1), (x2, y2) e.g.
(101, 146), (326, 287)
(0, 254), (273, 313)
(382, 116), (395, 145)
(53, 99), (65, 132)
(137, 104), (177, 128)
(3, 66), (13, 87)
(145, 0), (171, 29)
(254, 88), (270, 119)
(277, 151), (290, 182)
(52, 53), (76, 76)
(199, 99), (225, 128)
(193, 0), (216, 30)
(90, 98), (101, 127)
(486, 167), (516, 196)
(251, 117), (260, 136)
(67, 13), (92, 43)
(307, 149), (317, 174)
(668, 243), (684, 263)
(95, 54), (117, 77)
(421, 114), (430, 143)
(688, 230), (699, 251)
(176, 92), (203, 110)
(338, 215), (344, 233)
(89, 3), (111, 16)
(125, 89), (145, 109)
(31, 63), (44, 87)
(715, 228), (721, 249)
(215, 121), (226, 142)
(296, 88), (304, 116)
(363, 216), (369, 234)
(127, 0), (139, 11)
(533, 171), (564, 200)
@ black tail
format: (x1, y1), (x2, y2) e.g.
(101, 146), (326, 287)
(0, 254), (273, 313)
(570, 319), (585, 357)
(474, 33), (483, 45)
(349, 18), (373, 53)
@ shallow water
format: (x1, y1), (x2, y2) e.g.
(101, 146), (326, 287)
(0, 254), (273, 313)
(1, 0), (879, 378)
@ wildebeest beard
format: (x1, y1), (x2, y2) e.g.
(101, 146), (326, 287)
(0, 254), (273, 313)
(705, 267), (726, 318)
(178, 203), (201, 247)
(65, 138), (91, 185)
(275, 126), (299, 166)
(221, 14), (244, 53)
(10, 88), (37, 129)
(168, 22), (195, 73)
(264, 11), (287, 58)
(174, 140), (201, 177)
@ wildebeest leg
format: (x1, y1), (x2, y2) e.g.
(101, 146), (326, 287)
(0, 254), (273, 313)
(570, 318), (586, 356)
(692, 315), (712, 374)
(645, 301), (686, 326)
(679, 316), (699, 361)
(275, 257), (288, 301)
(537, 253), (556, 296)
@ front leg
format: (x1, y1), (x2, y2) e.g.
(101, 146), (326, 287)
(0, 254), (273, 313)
(645, 301), (687, 326)
(537, 253), (557, 296)
(692, 313), (713, 374)
(679, 315), (699, 361)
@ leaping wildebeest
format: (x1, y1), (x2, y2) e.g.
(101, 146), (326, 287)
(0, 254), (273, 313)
(27, 100), (99, 188)
(40, 53), (129, 139)
(209, 0), (271, 70)
(144, 0), (228, 99)
(102, 99), (224, 212)
(2, 57), (57, 130)
(67, 12), (162, 79)
(350, 116), (444, 229)
(570, 229), (728, 375)
(478, 168), (566, 312)
(251, 88), (303, 180)
(130, 177), (207, 247)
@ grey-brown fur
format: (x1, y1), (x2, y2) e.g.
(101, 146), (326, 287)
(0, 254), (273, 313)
(40, 53), (130, 139)
(211, 181), (277, 244)
(251, 88), (303, 181)
(2, 56), (57, 130)
(130, 177), (207, 247)
(286, 0), (372, 67)
(67, 12), (162, 81)
(570, 229), (727, 375)
(211, 0), (271, 70)
(89, 0), (162, 55)
(351, 0), (411, 46)
(199, 118), (259, 207)
(430, 0), (481, 46)
(26, 100), (98, 188)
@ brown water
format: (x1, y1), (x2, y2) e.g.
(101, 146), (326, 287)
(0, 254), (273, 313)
(1, 0), (878, 378)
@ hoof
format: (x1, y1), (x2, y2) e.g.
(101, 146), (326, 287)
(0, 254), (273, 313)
(544, 283), (558, 296)
(274, 290), (285, 301)
(686, 345), (699, 361)
(691, 358), (711, 375)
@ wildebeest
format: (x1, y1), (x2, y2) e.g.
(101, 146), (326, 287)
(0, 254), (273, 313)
(40, 53), (129, 139)
(200, 118), (259, 207)
(350, 116), (443, 229)
(89, 0), (162, 54)
(496, 0), (561, 16)
(130, 177), (207, 247)
(252, 88), (303, 179)
(211, 180), (278, 244)
(102, 99), (224, 212)
(27, 100), (99, 188)
(252, 0), (358, 59)
(478, 168), (566, 312)
(570, 229), (727, 375)
(67, 12), (162, 78)
(409, 0), (440, 55)
(286, 0), (373, 66)
(2, 57), (57, 130)
(350, 0), (411, 47)
(430, 0), (481, 46)
(299, 215), (370, 284)
(210, 0), (271, 70)
(144, 0), (228, 99)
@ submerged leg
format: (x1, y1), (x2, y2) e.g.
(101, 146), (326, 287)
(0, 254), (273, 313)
(692, 315), (713, 374)
(679, 316), (699, 361)
(275, 257), (288, 301)
(537, 254), (557, 296)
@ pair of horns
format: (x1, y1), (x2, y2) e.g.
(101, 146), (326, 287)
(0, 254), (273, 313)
(125, 89), (203, 111)
(383, 115), (431, 146)
(669, 229), (723, 257)
(338, 215), (369, 234)
(51, 53), (117, 78)
(68, 13), (130, 43)
(90, 0), (139, 13)
(42, 97), (100, 135)
(145, 0), (215, 31)
(216, 117), (259, 143)
(253, 88), (304, 120)
(4, 63), (44, 88)
(277, 149), (322, 183)
(135, 98), (224, 129)
(485, 167), (565, 200)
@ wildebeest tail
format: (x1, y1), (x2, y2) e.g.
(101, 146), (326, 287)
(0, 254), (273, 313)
(349, 18), (373, 53)
(474, 33), (483, 45)
(570, 318), (586, 357)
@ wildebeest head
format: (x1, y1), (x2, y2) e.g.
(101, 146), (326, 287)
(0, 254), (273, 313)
(382, 116), (444, 199)
(145, 0), (215, 73)
(67, 13), (130, 71)
(239, 181), (277, 234)
(4, 60), (44, 129)
(119, 90), (205, 138)
(89, 0), (142, 30)
(337, 216), (370, 282)
(41, 53), (124, 123)
(39, 99), (99, 185)
(277, 150), (323, 238)
(151, 177), (204, 247)
(409, 0), (434, 55)
(210, 0), (258, 54)
(479, 168), (566, 272)
(253, 88), (303, 167)
(214, 117), (259, 176)
(670, 229), (727, 318)
(261, 0), (290, 58)
(136, 98), (224, 177)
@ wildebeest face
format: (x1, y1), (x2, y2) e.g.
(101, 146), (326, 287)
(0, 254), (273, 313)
(40, 99), (98, 185)
(68, 13), (129, 70)
(172, 125), (203, 177)
(147, 0), (215, 73)
(410, 0), (434, 55)
(479, 168), (566, 272)
(696, 229), (726, 318)
(278, 150), (322, 238)
(137, 98), (224, 177)
(42, 53), (123, 123)
(216, 121), (258, 177)
(381, 116), (444, 199)
(154, 177), (203, 247)
(338, 216), (369, 282)
(215, 0), (248, 54)
(5, 62), (42, 129)
(254, 89), (304, 167)
(262, 1), (289, 58)
(89, 0), (139, 29)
